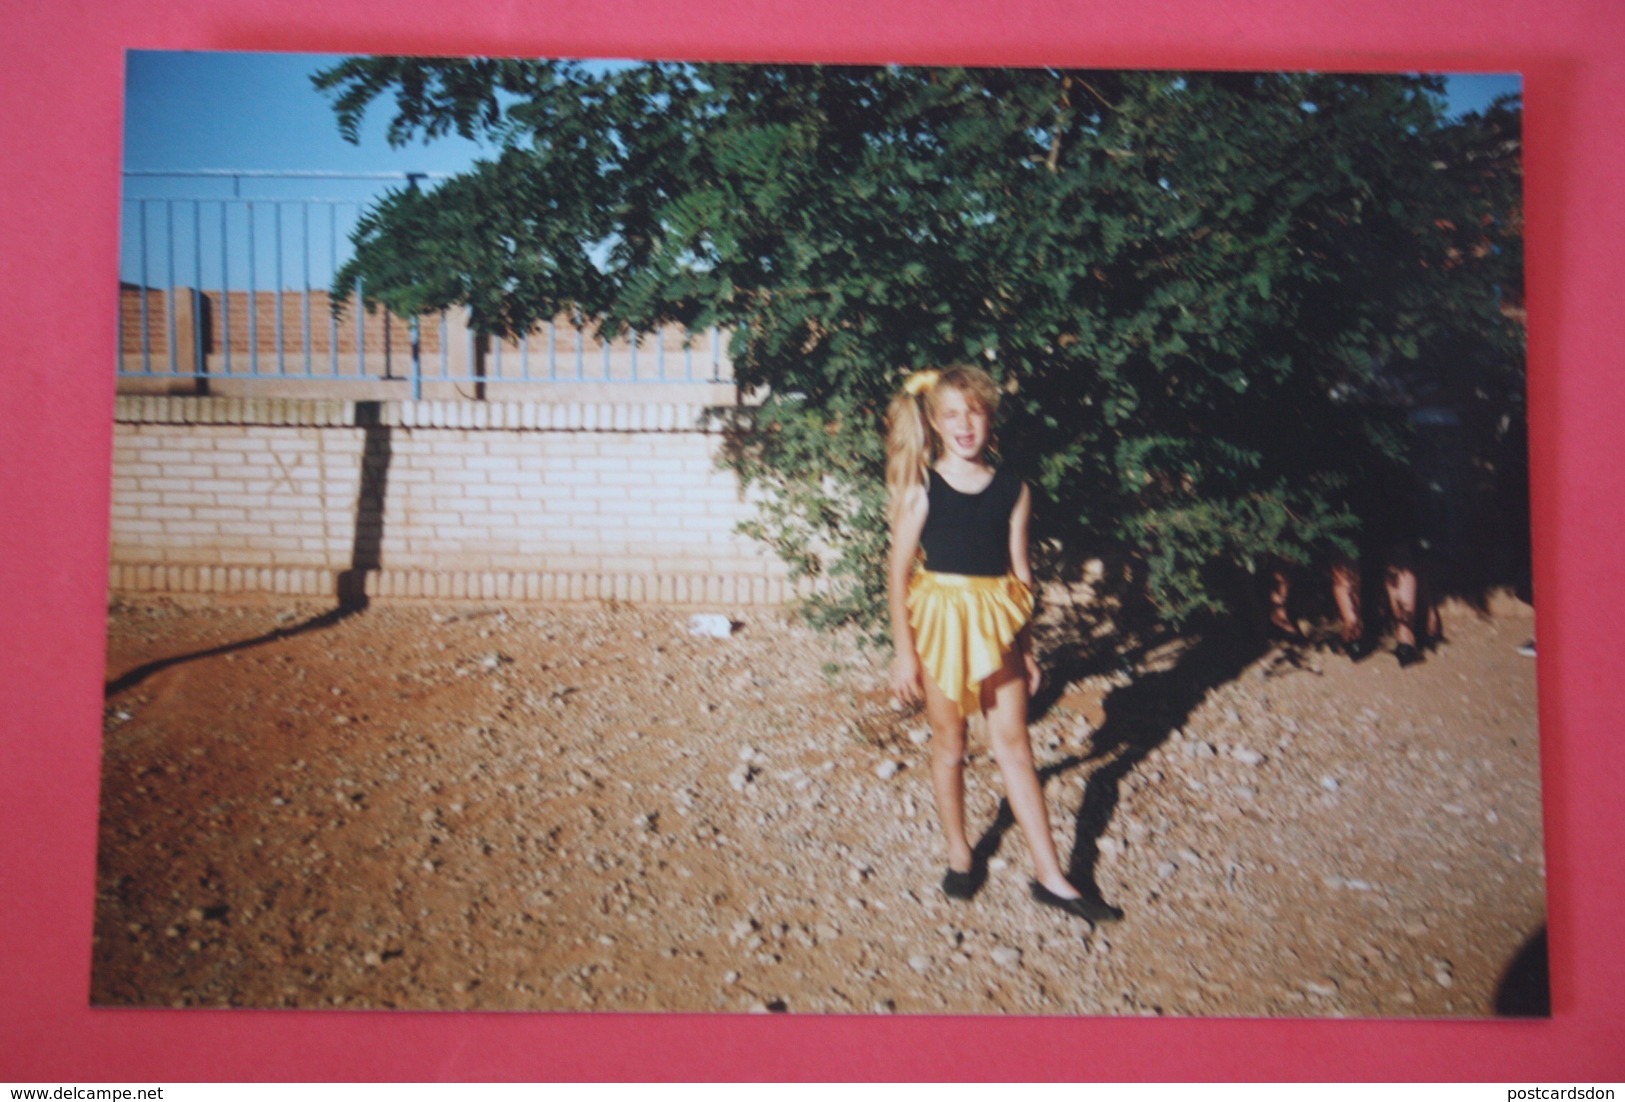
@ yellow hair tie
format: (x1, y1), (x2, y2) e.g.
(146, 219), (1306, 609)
(903, 369), (941, 397)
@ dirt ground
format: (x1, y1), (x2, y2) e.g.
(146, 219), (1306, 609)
(91, 590), (1546, 1018)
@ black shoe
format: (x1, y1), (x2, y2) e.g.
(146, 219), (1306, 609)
(942, 867), (981, 900)
(1395, 643), (1423, 668)
(1344, 637), (1374, 661)
(1030, 880), (1123, 923)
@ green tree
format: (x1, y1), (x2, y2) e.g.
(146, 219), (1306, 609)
(316, 60), (1523, 639)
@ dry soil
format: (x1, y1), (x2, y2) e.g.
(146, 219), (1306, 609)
(92, 592), (1545, 1017)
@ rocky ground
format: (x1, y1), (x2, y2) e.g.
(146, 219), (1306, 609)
(91, 591), (1545, 1017)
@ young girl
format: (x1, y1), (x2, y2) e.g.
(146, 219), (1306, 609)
(886, 366), (1121, 923)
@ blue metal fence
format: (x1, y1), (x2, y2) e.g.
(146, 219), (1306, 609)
(118, 171), (730, 396)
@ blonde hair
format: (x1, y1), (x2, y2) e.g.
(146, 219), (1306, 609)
(885, 365), (1002, 526)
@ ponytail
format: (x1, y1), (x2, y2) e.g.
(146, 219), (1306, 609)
(885, 372), (937, 527)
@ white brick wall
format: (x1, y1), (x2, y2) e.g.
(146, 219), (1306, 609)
(108, 398), (796, 604)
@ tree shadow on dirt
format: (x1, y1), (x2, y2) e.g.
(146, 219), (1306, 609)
(105, 405), (393, 699)
(969, 623), (1268, 916)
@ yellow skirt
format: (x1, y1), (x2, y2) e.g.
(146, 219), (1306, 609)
(906, 569), (1034, 717)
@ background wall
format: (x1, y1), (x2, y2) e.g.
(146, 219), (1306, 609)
(107, 397), (792, 605)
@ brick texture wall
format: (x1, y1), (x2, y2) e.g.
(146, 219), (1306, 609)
(108, 397), (795, 605)
(120, 286), (429, 356)
(119, 285), (711, 361)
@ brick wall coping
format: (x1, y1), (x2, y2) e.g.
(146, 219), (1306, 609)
(107, 563), (805, 606)
(112, 395), (747, 433)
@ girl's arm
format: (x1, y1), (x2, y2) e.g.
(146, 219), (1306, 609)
(888, 484), (929, 705)
(1008, 482), (1035, 588)
(1008, 482), (1042, 694)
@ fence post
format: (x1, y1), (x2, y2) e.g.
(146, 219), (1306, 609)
(173, 286), (201, 393)
(410, 315), (422, 400)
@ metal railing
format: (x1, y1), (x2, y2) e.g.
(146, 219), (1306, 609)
(118, 171), (731, 397)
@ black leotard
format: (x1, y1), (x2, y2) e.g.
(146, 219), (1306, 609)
(919, 466), (1022, 577)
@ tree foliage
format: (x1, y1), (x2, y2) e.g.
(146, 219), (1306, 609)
(316, 60), (1524, 638)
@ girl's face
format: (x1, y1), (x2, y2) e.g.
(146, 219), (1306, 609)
(931, 386), (991, 463)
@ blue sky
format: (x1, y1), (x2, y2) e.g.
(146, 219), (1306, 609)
(120, 51), (1523, 288)
(123, 51), (492, 187)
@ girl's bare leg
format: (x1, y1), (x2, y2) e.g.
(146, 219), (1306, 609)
(1267, 567), (1301, 638)
(981, 650), (1078, 898)
(1331, 559), (1363, 642)
(920, 673), (972, 873)
(1386, 564), (1418, 647)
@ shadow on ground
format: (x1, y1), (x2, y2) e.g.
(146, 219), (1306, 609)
(106, 404), (394, 699)
(968, 625), (1268, 915)
(103, 602), (367, 698)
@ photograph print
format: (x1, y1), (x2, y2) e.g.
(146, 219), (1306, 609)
(95, 52), (1541, 1017)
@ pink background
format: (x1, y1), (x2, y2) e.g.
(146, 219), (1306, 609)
(3, 0), (1622, 1081)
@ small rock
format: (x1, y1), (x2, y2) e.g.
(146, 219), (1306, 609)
(1305, 979), (1340, 997)
(1157, 861), (1178, 879)
(688, 614), (734, 638)
(909, 954), (932, 974)
(724, 971), (740, 984)
(907, 727), (931, 745)
(1430, 958), (1455, 987)
(1321, 776), (1341, 792)
(875, 761), (900, 780)
(991, 946), (1022, 968)
(1233, 748), (1265, 766)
